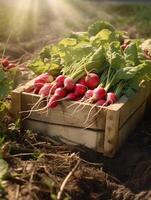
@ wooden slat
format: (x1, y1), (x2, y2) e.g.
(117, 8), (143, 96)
(11, 79), (36, 117)
(118, 101), (146, 149)
(21, 92), (106, 130)
(108, 82), (151, 128)
(96, 132), (104, 153)
(23, 119), (104, 150)
(11, 86), (25, 118)
(103, 109), (120, 157)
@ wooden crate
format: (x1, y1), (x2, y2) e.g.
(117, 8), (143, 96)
(11, 81), (151, 157)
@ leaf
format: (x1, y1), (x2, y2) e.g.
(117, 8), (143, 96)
(58, 38), (77, 48)
(128, 60), (151, 88)
(88, 20), (115, 36)
(124, 87), (136, 98)
(0, 159), (8, 180)
(124, 42), (139, 65)
(69, 31), (89, 42)
(40, 45), (52, 61)
(0, 80), (11, 100)
(29, 59), (61, 76)
(0, 69), (6, 82)
(91, 29), (117, 47)
(105, 41), (126, 69)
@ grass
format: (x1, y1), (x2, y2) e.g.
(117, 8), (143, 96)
(108, 4), (151, 38)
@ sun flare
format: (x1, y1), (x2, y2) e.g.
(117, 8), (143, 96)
(8, 0), (85, 40)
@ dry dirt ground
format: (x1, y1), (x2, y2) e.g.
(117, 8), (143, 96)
(0, 114), (151, 200)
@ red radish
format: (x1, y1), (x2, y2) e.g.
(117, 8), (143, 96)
(78, 77), (87, 86)
(85, 90), (93, 98)
(54, 87), (67, 98)
(50, 84), (58, 95)
(7, 63), (16, 69)
(2, 59), (9, 67)
(22, 94), (59, 119)
(34, 79), (45, 93)
(75, 96), (83, 101)
(34, 73), (53, 84)
(56, 75), (66, 87)
(66, 93), (77, 101)
(68, 89), (93, 117)
(87, 99), (107, 125)
(83, 87), (106, 123)
(74, 84), (87, 97)
(47, 95), (59, 108)
(54, 92), (77, 101)
(33, 73), (53, 93)
(39, 83), (52, 96)
(106, 92), (117, 105)
(23, 83), (52, 119)
(85, 92), (117, 123)
(64, 77), (75, 91)
(85, 73), (100, 89)
(96, 99), (106, 106)
(24, 85), (35, 93)
(92, 87), (106, 101)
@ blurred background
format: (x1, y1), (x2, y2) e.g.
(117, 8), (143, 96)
(0, 0), (151, 59)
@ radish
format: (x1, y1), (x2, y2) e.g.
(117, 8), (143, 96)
(92, 87), (106, 101)
(74, 84), (87, 97)
(83, 87), (106, 124)
(34, 73), (53, 85)
(21, 94), (59, 119)
(96, 99), (106, 106)
(73, 89), (93, 113)
(88, 93), (117, 124)
(54, 87), (67, 98)
(78, 77), (87, 86)
(34, 79), (45, 93)
(66, 93), (77, 100)
(106, 92), (117, 105)
(2, 59), (9, 67)
(64, 77), (75, 91)
(39, 83), (52, 96)
(85, 73), (100, 89)
(7, 63), (16, 69)
(85, 90), (93, 98)
(47, 95), (59, 108)
(33, 73), (54, 93)
(56, 75), (66, 87)
(50, 84), (58, 95)
(24, 85), (35, 93)
(23, 83), (52, 119)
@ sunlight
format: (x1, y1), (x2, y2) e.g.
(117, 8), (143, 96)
(10, 0), (39, 39)
(47, 0), (84, 31)
(6, 0), (108, 41)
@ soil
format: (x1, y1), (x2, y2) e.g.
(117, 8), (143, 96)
(0, 115), (151, 200)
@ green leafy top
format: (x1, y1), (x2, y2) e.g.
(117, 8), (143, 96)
(88, 20), (115, 36)
(28, 20), (151, 99)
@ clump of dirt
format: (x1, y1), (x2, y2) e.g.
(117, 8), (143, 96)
(0, 117), (151, 200)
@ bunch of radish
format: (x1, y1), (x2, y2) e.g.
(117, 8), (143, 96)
(23, 70), (122, 120)
(1, 58), (16, 71)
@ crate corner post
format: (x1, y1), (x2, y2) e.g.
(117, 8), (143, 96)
(11, 87), (24, 119)
(104, 109), (120, 157)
